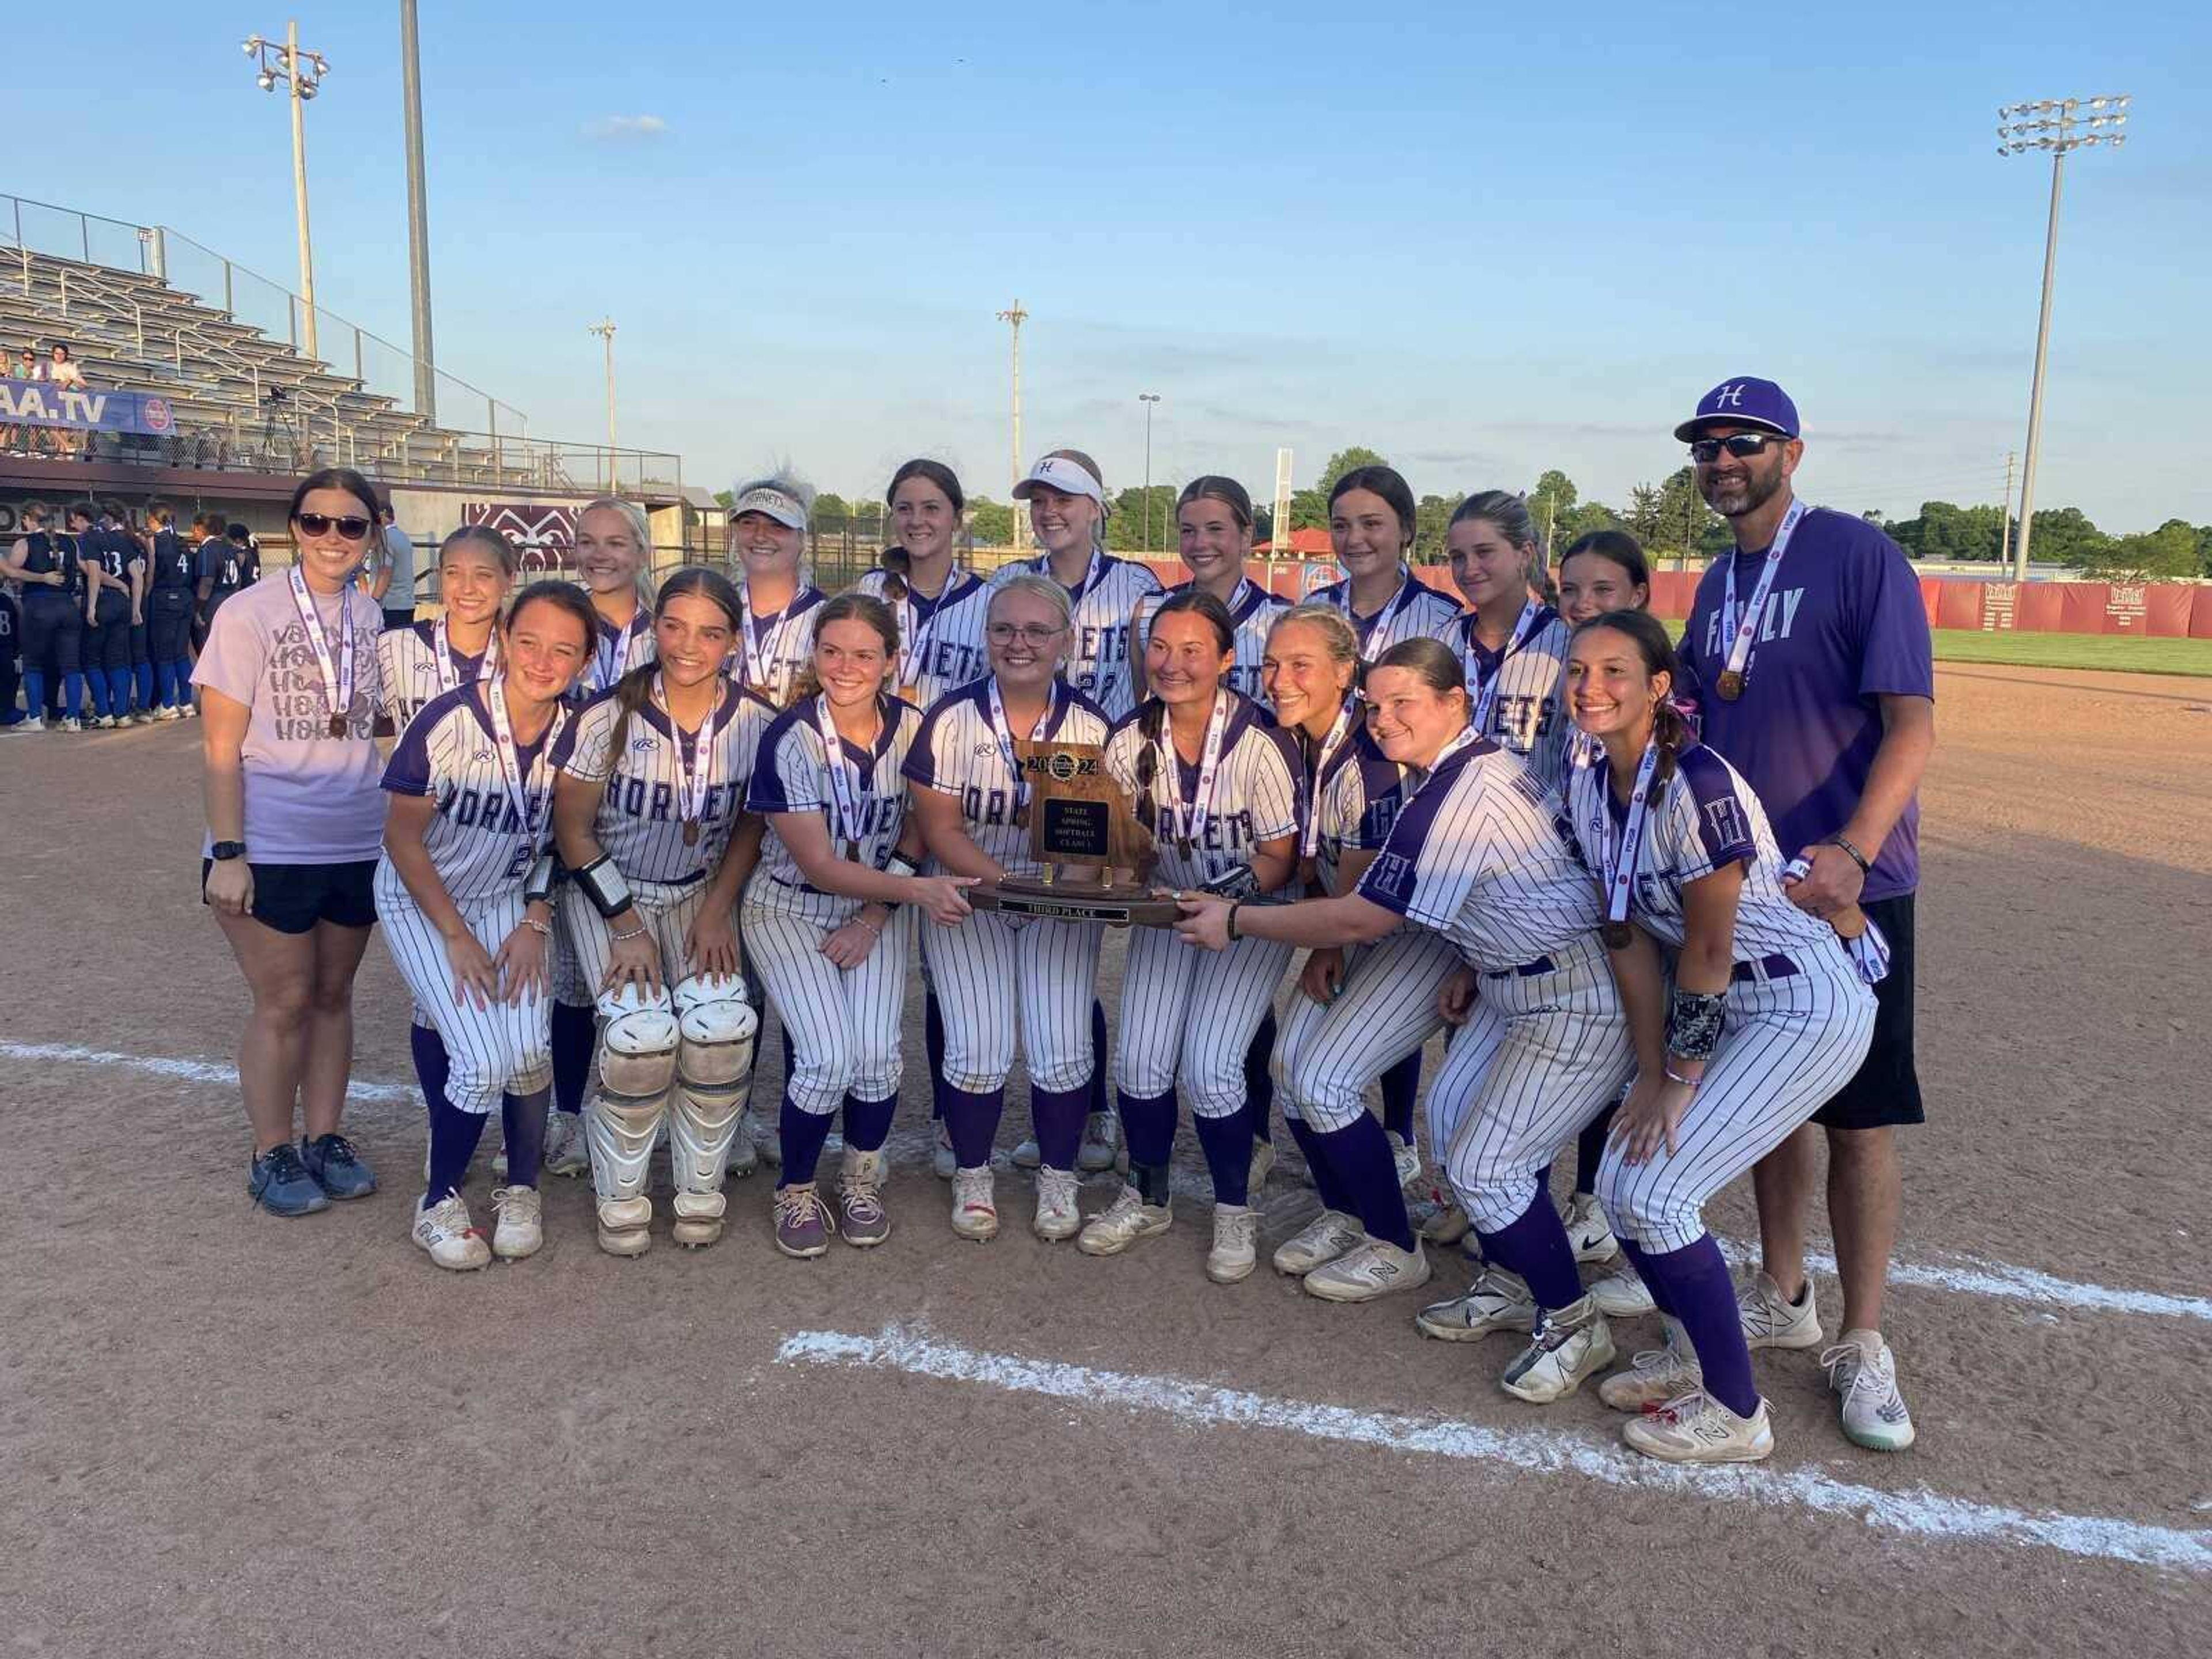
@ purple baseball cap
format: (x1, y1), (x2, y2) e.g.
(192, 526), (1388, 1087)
(1674, 377), (1801, 443)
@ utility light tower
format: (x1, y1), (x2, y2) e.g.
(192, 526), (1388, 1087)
(243, 22), (329, 360)
(997, 300), (1028, 554)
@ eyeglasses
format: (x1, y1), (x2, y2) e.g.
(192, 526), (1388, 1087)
(1688, 433), (1786, 464)
(986, 622), (1066, 647)
(294, 512), (373, 541)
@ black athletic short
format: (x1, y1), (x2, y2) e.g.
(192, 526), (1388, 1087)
(19, 592), (82, 675)
(149, 588), (194, 660)
(202, 858), (379, 935)
(1812, 891), (1923, 1131)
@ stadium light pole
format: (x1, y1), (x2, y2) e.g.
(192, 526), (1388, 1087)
(997, 300), (1028, 554)
(399, 0), (437, 421)
(588, 318), (617, 493)
(243, 22), (329, 361)
(1138, 393), (1161, 552)
(1997, 93), (2128, 583)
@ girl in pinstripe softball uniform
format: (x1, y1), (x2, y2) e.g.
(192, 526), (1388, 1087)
(1308, 464), (1461, 662)
(1084, 590), (1301, 1285)
(856, 459), (992, 709)
(1260, 604), (1458, 1303)
(551, 569), (776, 1251)
(376, 582), (595, 1270)
(1176, 637), (1635, 1406)
(728, 474), (829, 709)
(904, 573), (1112, 1243)
(1446, 491), (1570, 793)
(743, 593), (979, 1258)
(1565, 610), (1876, 1463)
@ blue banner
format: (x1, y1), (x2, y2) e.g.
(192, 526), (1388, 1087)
(0, 377), (176, 435)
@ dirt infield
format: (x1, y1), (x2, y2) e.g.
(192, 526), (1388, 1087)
(4, 662), (2209, 1656)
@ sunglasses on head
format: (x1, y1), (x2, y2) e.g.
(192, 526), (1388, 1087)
(1689, 432), (1786, 464)
(294, 511), (373, 541)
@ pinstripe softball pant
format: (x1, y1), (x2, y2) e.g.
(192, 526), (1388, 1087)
(374, 875), (554, 1115)
(559, 876), (718, 995)
(923, 907), (1102, 1094)
(1272, 926), (1461, 1133)
(1597, 954), (1876, 1253)
(741, 880), (914, 1116)
(1116, 923), (1294, 1118)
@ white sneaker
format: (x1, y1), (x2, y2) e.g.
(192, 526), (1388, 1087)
(1206, 1205), (1259, 1283)
(155, 705), (183, 722)
(1032, 1168), (1082, 1241)
(489, 1185), (544, 1260)
(1414, 1268), (1536, 1342)
(931, 1119), (957, 1180)
(1010, 1137), (1043, 1170)
(1303, 1236), (1432, 1303)
(412, 1194), (491, 1271)
(1271, 1209), (1364, 1277)
(93, 714), (116, 729)
(57, 717), (82, 732)
(1589, 1262), (1656, 1318)
(1408, 1177), (1469, 1245)
(950, 1166), (999, 1241)
(543, 1111), (590, 1178)
(726, 1110), (759, 1179)
(1563, 1192), (1619, 1264)
(1077, 1110), (1119, 1173)
(1740, 1271), (1823, 1350)
(1823, 1330), (1916, 1451)
(11, 717), (44, 733)
(1599, 1315), (1703, 1412)
(1622, 1389), (1775, 1464)
(1077, 1184), (1171, 1256)
(1387, 1130), (1421, 1189)
(1500, 1294), (1615, 1403)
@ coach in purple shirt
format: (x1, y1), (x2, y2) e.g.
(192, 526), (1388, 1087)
(1672, 377), (1935, 1453)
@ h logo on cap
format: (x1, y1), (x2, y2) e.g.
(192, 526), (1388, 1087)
(1714, 383), (1747, 410)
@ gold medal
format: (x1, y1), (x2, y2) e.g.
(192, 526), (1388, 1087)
(842, 839), (861, 863)
(1715, 669), (1745, 702)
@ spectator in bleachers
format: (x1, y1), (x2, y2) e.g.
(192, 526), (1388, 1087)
(46, 345), (85, 460)
(365, 502), (416, 632)
(4, 346), (41, 456)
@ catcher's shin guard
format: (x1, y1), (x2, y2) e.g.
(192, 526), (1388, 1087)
(588, 984), (680, 1256)
(668, 976), (759, 1247)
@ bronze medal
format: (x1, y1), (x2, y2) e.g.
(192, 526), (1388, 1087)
(1715, 669), (1745, 702)
(842, 839), (861, 863)
(1600, 920), (1633, 949)
(328, 713), (347, 737)
(682, 821), (700, 847)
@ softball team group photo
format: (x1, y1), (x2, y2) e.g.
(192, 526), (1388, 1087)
(188, 373), (1935, 1473)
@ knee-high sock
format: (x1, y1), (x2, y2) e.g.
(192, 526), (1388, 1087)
(501, 1086), (551, 1188)
(1286, 1116), (1354, 1214)
(22, 669), (44, 718)
(1618, 1238), (1676, 1319)
(1574, 1102), (1616, 1194)
(155, 660), (178, 708)
(776, 1092), (835, 1189)
(1474, 1185), (1584, 1312)
(84, 666), (111, 717)
(1086, 1001), (1110, 1117)
(166, 659), (193, 707)
(1243, 1010), (1275, 1144)
(842, 1091), (897, 1154)
(550, 1001), (595, 1116)
(1118, 1087), (1176, 1203)
(1192, 1112), (1250, 1207)
(62, 671), (82, 719)
(925, 987), (948, 1123)
(408, 1024), (451, 1120)
(425, 1092), (489, 1205)
(1031, 1083), (1088, 1173)
(1313, 1113), (1415, 1252)
(134, 660), (155, 710)
(1631, 1234), (1758, 1418)
(940, 1084), (1002, 1171)
(1380, 1050), (1421, 1147)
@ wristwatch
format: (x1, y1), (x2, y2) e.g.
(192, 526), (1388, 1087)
(210, 841), (248, 861)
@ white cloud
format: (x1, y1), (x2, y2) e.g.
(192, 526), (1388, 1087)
(582, 114), (668, 141)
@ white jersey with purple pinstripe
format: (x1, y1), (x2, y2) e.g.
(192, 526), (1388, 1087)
(744, 693), (920, 889)
(1132, 578), (1289, 705)
(377, 620), (494, 736)
(562, 680), (777, 885)
(380, 684), (575, 904)
(1006, 552), (1161, 719)
(1355, 738), (1599, 972)
(1308, 719), (1410, 896)
(576, 606), (657, 701)
(902, 677), (1112, 878)
(1455, 606), (1570, 792)
(1310, 569), (1463, 662)
(1103, 692), (1302, 891)
(736, 583), (827, 708)
(1564, 740), (1847, 968)
(855, 567), (993, 709)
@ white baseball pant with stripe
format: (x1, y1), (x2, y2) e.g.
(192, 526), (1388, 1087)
(376, 882), (553, 1113)
(1597, 954), (1875, 1252)
(740, 880), (914, 1116)
(1116, 923), (1293, 1118)
(1433, 933), (1636, 1232)
(1272, 926), (1460, 1132)
(923, 908), (1102, 1094)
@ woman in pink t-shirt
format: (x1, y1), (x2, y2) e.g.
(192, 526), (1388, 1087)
(192, 467), (389, 1217)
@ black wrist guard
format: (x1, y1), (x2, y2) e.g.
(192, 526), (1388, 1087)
(885, 851), (921, 881)
(1199, 862), (1260, 902)
(1665, 989), (1727, 1062)
(574, 854), (633, 920)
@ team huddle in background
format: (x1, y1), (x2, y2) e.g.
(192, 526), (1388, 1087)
(188, 376), (1937, 1473)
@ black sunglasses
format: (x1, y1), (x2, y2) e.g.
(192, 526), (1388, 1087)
(294, 511), (373, 541)
(1688, 433), (1787, 464)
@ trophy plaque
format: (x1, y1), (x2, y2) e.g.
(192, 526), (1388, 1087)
(969, 739), (1182, 927)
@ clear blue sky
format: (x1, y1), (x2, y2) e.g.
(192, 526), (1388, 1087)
(14, 2), (2207, 531)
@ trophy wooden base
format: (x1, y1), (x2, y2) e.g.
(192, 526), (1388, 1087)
(969, 873), (1183, 929)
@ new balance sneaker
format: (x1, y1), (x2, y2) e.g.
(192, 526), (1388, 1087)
(543, 1111), (590, 1178)
(413, 1194), (491, 1270)
(1562, 1192), (1618, 1264)
(1598, 1315), (1702, 1412)
(1500, 1294), (1615, 1403)
(931, 1119), (957, 1180)
(489, 1185), (544, 1260)
(1740, 1271), (1823, 1350)
(1822, 1330), (1916, 1452)
(248, 1143), (329, 1216)
(1010, 1138), (1043, 1171)
(1206, 1205), (1259, 1283)
(773, 1183), (834, 1258)
(950, 1167), (998, 1241)
(1077, 1110), (1120, 1173)
(1077, 1185), (1171, 1256)
(1589, 1262), (1657, 1318)
(1271, 1209), (1364, 1277)
(1414, 1268), (1536, 1342)
(1032, 1168), (1082, 1241)
(1622, 1389), (1775, 1464)
(1302, 1236), (1432, 1303)
(1247, 1140), (1275, 1198)
(1387, 1130), (1421, 1190)
(837, 1147), (891, 1247)
(300, 1132), (377, 1199)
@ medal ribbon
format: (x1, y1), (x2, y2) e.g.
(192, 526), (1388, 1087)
(986, 675), (1056, 810)
(1465, 599), (1546, 734)
(1334, 566), (1423, 656)
(1718, 497), (1809, 691)
(741, 599), (787, 691)
(1595, 741), (1661, 933)
(811, 694), (872, 853)
(658, 672), (719, 834)
(433, 616), (496, 695)
(593, 609), (648, 694)
(897, 571), (966, 690)
(486, 675), (558, 860)
(1403, 725), (1482, 803)
(1299, 700), (1358, 859)
(287, 565), (354, 732)
(1161, 690), (1231, 848)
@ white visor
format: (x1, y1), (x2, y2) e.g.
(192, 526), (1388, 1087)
(1010, 454), (1106, 512)
(731, 484), (807, 532)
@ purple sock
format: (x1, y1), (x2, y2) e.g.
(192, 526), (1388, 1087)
(1380, 1051), (1421, 1146)
(1316, 1115), (1415, 1251)
(1118, 1087), (1177, 1204)
(1031, 1084), (1088, 1172)
(408, 1023), (450, 1117)
(925, 988), (948, 1122)
(1286, 1116), (1355, 1214)
(941, 1084), (1003, 1169)
(1086, 1001), (1110, 1116)
(501, 1085), (551, 1187)
(1617, 1237), (1675, 1318)
(1634, 1234), (1759, 1417)
(1192, 1112), (1251, 1206)
(776, 1093), (835, 1189)
(842, 1092), (896, 1153)
(1474, 1185), (1585, 1312)
(424, 1091), (488, 1205)
(550, 1001), (596, 1116)
(1243, 1011), (1276, 1143)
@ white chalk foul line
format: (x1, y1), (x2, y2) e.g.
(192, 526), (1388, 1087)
(9, 1037), (2210, 1327)
(778, 1323), (2212, 1575)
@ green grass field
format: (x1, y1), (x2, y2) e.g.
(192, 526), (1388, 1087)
(1928, 630), (2212, 677)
